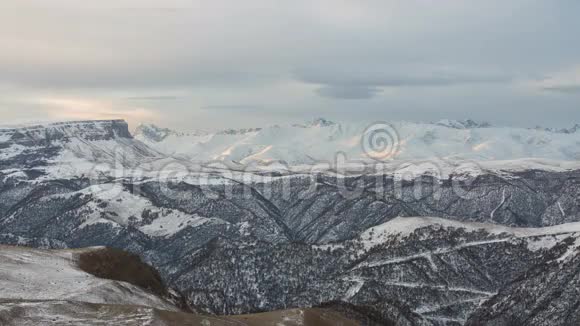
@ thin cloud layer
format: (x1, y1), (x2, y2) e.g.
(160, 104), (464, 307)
(0, 1), (579, 128)
(299, 65), (512, 99)
(533, 66), (580, 94)
(32, 97), (159, 127)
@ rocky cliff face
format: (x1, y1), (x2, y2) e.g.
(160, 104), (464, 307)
(0, 120), (159, 173)
(0, 120), (132, 144)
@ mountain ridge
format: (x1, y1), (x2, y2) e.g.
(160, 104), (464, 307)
(0, 119), (132, 142)
(2, 118), (580, 325)
(133, 118), (580, 164)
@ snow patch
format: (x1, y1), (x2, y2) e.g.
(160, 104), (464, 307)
(342, 277), (365, 300)
(58, 184), (223, 237)
(140, 213), (218, 237)
(557, 238), (580, 263)
(359, 216), (580, 251)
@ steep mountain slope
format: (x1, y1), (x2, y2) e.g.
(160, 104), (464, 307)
(3, 217), (580, 325)
(466, 238), (580, 326)
(134, 119), (580, 164)
(0, 245), (362, 326)
(3, 169), (578, 249)
(166, 217), (580, 324)
(3, 119), (580, 325)
(0, 245), (181, 311)
(2, 151), (580, 323)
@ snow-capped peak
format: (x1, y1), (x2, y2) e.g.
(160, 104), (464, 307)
(134, 123), (209, 142)
(131, 118), (580, 165)
(134, 123), (174, 142)
(217, 127), (262, 135)
(295, 118), (336, 128)
(558, 124), (580, 134)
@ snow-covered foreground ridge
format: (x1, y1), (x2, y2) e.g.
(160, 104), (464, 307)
(0, 245), (179, 311)
(135, 118), (580, 164)
(0, 245), (361, 325)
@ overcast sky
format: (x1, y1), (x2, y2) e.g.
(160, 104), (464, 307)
(1, 0), (579, 130)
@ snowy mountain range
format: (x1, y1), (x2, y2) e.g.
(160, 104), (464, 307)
(2, 118), (580, 325)
(134, 118), (580, 165)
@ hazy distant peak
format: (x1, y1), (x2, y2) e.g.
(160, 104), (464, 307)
(217, 127), (262, 136)
(556, 124), (580, 134)
(134, 123), (174, 142)
(134, 123), (209, 142)
(435, 119), (492, 129)
(293, 117), (337, 128)
(529, 123), (580, 134)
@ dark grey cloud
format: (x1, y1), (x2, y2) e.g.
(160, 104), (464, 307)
(298, 67), (511, 87)
(298, 66), (512, 99)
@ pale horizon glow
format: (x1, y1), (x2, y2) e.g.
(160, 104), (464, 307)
(0, 1), (579, 130)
